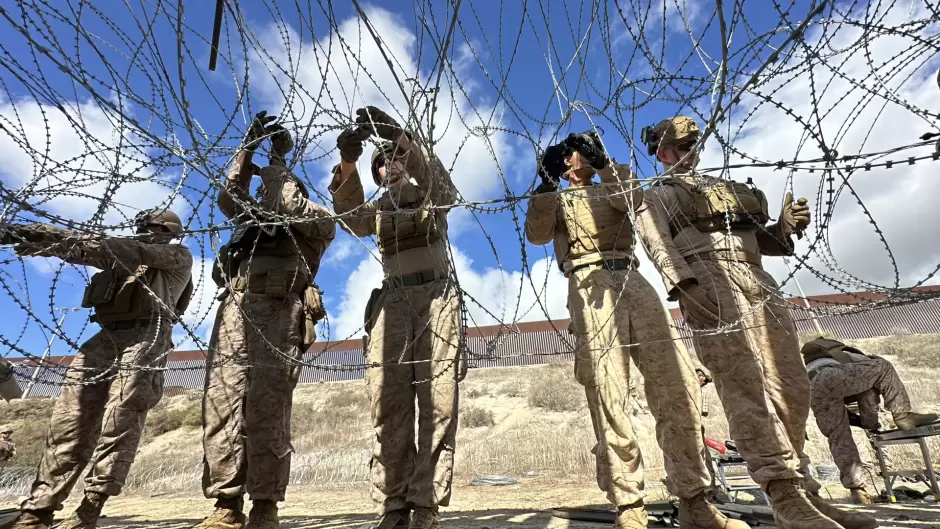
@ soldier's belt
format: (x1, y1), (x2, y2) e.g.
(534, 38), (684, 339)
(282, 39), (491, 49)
(101, 319), (154, 331)
(569, 258), (635, 275)
(231, 272), (308, 297)
(384, 268), (443, 288)
(685, 250), (762, 267)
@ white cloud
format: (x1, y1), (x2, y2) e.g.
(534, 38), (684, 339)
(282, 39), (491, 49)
(0, 97), (186, 230)
(693, 1), (940, 296)
(322, 235), (360, 268)
(247, 6), (512, 207)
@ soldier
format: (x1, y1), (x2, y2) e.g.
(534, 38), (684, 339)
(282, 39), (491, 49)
(0, 208), (194, 529)
(195, 112), (334, 529)
(330, 106), (462, 529)
(802, 337), (938, 504)
(0, 425), (15, 470)
(638, 115), (879, 529)
(524, 132), (746, 529)
(0, 357), (22, 402)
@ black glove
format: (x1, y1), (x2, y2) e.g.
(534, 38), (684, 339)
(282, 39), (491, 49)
(269, 125), (294, 157)
(336, 127), (371, 163)
(847, 411), (863, 429)
(563, 131), (609, 170)
(538, 144), (565, 189)
(355, 106), (405, 141)
(243, 111), (279, 152)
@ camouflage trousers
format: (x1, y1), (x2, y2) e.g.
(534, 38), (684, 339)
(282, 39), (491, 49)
(201, 290), (304, 503)
(22, 325), (170, 511)
(811, 358), (911, 489)
(568, 266), (711, 507)
(364, 278), (463, 515)
(682, 259), (811, 488)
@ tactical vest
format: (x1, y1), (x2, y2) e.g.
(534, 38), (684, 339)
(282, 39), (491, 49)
(82, 267), (168, 325)
(557, 184), (635, 266)
(660, 176), (769, 234)
(801, 338), (868, 366)
(375, 185), (441, 256)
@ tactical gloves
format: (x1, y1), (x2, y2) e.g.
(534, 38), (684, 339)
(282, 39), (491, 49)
(563, 132), (609, 170)
(270, 126), (294, 158)
(242, 111), (279, 152)
(355, 106), (407, 142)
(336, 127), (371, 163)
(780, 192), (810, 235)
(537, 144), (565, 191)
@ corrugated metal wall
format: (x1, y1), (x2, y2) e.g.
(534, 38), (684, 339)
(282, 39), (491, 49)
(14, 295), (940, 397)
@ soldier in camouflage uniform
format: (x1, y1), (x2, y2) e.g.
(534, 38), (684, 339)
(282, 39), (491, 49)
(525, 133), (747, 529)
(0, 357), (21, 402)
(331, 106), (462, 529)
(195, 112), (334, 529)
(0, 209), (194, 529)
(639, 115), (879, 529)
(802, 337), (938, 504)
(0, 425), (15, 470)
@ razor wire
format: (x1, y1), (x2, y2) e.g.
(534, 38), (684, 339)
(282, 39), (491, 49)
(0, 0), (937, 390)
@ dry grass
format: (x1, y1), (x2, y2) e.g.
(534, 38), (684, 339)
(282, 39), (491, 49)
(3, 332), (940, 502)
(460, 405), (495, 428)
(0, 398), (54, 467)
(526, 364), (584, 412)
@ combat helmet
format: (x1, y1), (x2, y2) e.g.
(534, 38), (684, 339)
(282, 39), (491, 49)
(135, 208), (183, 234)
(370, 141), (396, 186)
(641, 116), (701, 156)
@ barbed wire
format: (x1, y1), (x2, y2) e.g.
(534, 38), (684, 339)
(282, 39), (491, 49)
(0, 0), (937, 391)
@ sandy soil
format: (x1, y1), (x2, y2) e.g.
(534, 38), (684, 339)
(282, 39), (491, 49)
(47, 479), (940, 529)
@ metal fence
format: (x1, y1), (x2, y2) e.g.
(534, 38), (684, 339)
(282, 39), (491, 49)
(12, 293), (940, 396)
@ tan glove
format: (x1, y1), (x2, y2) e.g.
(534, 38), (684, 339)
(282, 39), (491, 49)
(678, 283), (720, 324)
(355, 106), (405, 141)
(780, 192), (810, 235)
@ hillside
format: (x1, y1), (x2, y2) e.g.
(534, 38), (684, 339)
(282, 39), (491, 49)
(0, 332), (938, 507)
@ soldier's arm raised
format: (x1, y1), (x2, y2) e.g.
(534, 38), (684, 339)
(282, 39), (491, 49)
(397, 136), (458, 207)
(635, 186), (699, 300)
(328, 163), (378, 237)
(218, 150), (258, 220)
(258, 165), (337, 242)
(524, 187), (559, 246)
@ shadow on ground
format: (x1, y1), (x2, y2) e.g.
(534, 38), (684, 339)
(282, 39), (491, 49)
(61, 502), (940, 529)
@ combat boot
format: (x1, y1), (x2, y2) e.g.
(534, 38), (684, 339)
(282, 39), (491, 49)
(245, 501), (278, 529)
(766, 479), (841, 529)
(893, 411), (939, 431)
(807, 494), (878, 529)
(850, 488), (875, 505)
(194, 498), (246, 529)
(373, 509), (410, 529)
(678, 493), (749, 529)
(0, 510), (54, 529)
(615, 501), (648, 529)
(55, 492), (107, 529)
(408, 507), (439, 529)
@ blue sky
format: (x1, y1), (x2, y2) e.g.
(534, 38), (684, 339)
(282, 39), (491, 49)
(1, 1), (938, 359)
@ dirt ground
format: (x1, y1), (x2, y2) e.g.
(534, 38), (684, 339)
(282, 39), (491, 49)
(38, 479), (940, 529)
